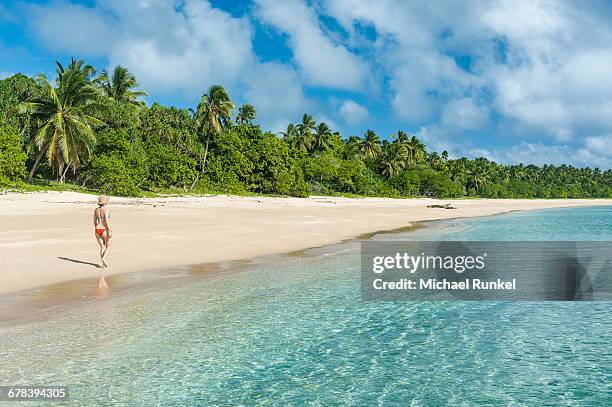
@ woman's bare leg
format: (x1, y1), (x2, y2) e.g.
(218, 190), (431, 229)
(96, 235), (106, 268)
(101, 235), (112, 267)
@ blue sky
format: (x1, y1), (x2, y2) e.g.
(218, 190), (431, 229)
(1, 0), (612, 168)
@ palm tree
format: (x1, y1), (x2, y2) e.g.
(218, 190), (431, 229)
(280, 123), (297, 141)
(293, 131), (312, 153)
(392, 130), (409, 146)
(405, 136), (426, 165)
(343, 136), (362, 160)
(236, 103), (256, 125)
(467, 167), (489, 192)
(298, 113), (316, 131)
(449, 157), (469, 185)
(510, 163), (525, 180)
(429, 152), (440, 168)
(96, 65), (148, 106)
(191, 85), (234, 188)
(381, 143), (407, 177)
(56, 58), (96, 84)
(294, 114), (316, 153)
(359, 129), (381, 159)
(312, 122), (333, 152)
(19, 64), (105, 183)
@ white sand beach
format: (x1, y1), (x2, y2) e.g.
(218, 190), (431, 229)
(1, 191), (611, 295)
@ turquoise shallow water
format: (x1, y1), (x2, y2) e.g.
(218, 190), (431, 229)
(0, 206), (611, 406)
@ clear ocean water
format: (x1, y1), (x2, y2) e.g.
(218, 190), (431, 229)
(1, 206), (611, 406)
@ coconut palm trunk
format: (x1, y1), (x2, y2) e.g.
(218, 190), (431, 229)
(27, 147), (46, 183)
(60, 165), (70, 183)
(189, 133), (212, 190)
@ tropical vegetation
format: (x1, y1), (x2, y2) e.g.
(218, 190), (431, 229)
(0, 59), (610, 199)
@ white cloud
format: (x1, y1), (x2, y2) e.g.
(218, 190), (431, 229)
(254, 0), (372, 91)
(338, 100), (368, 125)
(324, 0), (479, 122)
(478, 0), (612, 140)
(244, 62), (313, 133)
(584, 134), (612, 157)
(27, 1), (117, 57)
(441, 98), (488, 129)
(28, 0), (255, 97)
(481, 0), (570, 55)
(414, 125), (464, 158)
(488, 50), (612, 141)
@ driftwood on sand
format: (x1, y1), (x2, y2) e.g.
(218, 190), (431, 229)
(427, 203), (457, 209)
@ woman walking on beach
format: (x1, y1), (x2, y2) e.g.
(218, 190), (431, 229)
(94, 195), (112, 268)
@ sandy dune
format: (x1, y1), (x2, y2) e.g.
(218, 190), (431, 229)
(1, 191), (611, 295)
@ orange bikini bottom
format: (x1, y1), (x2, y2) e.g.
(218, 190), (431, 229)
(95, 229), (106, 237)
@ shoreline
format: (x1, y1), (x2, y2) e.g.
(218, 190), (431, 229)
(0, 211), (490, 325)
(2, 191), (612, 298)
(0, 203), (610, 324)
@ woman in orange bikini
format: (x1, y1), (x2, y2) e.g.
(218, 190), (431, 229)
(94, 195), (113, 268)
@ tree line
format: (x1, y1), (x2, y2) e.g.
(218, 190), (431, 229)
(0, 58), (610, 199)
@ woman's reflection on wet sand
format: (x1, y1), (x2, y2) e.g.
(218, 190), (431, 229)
(96, 276), (109, 299)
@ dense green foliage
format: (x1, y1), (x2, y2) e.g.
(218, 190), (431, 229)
(0, 121), (27, 185)
(0, 74), (42, 136)
(0, 59), (610, 198)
